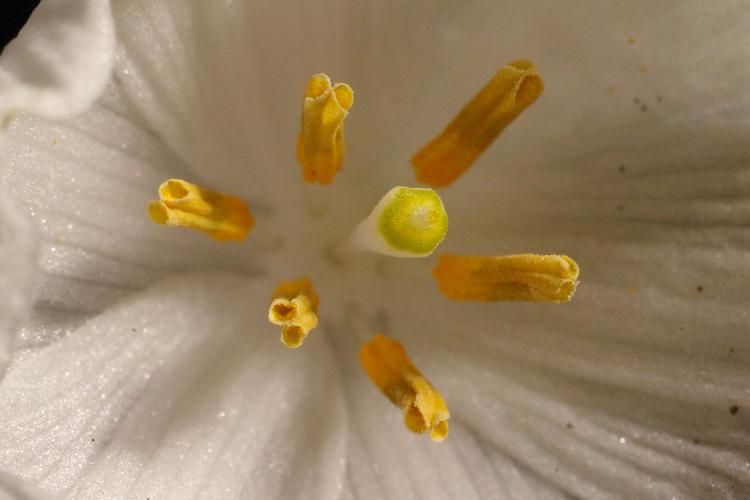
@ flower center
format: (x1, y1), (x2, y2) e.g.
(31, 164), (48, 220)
(146, 62), (581, 442)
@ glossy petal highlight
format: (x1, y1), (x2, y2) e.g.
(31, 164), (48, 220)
(0, 192), (38, 381)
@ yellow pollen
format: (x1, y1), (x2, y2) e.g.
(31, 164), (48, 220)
(411, 60), (543, 187)
(148, 179), (254, 241)
(433, 254), (580, 303)
(268, 278), (320, 348)
(296, 73), (354, 184)
(360, 334), (450, 442)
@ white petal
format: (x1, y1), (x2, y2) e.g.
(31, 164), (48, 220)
(1, 82), (260, 318)
(111, 0), (353, 205)
(0, 0), (115, 125)
(0, 469), (53, 500)
(406, 0), (750, 218)
(0, 192), (38, 381)
(367, 269), (750, 498)
(328, 312), (564, 500)
(348, 3), (750, 495)
(0, 273), (347, 499)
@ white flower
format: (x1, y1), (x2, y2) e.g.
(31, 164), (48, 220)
(1, 0), (749, 498)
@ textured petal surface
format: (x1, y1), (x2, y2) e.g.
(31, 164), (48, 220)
(112, 0), (351, 207)
(0, 0), (114, 124)
(327, 311), (567, 500)
(370, 274), (750, 498)
(0, 192), (38, 380)
(0, 273), (346, 499)
(329, 1), (749, 498)
(0, 470), (53, 500)
(1, 81), (260, 322)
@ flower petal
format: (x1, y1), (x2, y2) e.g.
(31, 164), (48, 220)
(0, 192), (38, 381)
(4, 2), (748, 498)
(0, 273), (346, 499)
(0, 469), (52, 500)
(1, 82), (260, 318)
(371, 271), (750, 498)
(111, 0), (352, 203)
(353, 4), (749, 495)
(0, 0), (115, 124)
(328, 312), (565, 500)
(405, 0), (750, 217)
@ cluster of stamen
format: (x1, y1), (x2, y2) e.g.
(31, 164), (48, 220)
(147, 62), (580, 442)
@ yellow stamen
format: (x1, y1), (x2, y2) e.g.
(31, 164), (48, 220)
(360, 334), (450, 442)
(433, 254), (580, 303)
(148, 179), (254, 241)
(268, 278), (320, 348)
(296, 73), (354, 184)
(412, 60), (543, 187)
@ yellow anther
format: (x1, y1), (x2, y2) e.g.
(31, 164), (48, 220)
(148, 179), (254, 241)
(433, 254), (580, 303)
(360, 334), (450, 442)
(412, 60), (543, 187)
(268, 278), (320, 348)
(296, 73), (354, 184)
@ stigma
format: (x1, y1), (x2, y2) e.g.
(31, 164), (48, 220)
(148, 179), (254, 241)
(360, 334), (450, 442)
(433, 254), (579, 303)
(268, 278), (320, 348)
(350, 186), (449, 257)
(412, 60), (543, 187)
(296, 73), (354, 184)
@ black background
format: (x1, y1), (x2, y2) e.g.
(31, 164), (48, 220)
(0, 0), (41, 52)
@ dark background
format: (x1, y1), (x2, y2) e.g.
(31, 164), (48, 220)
(0, 0), (41, 52)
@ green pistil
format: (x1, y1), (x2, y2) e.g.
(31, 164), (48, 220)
(378, 187), (448, 255)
